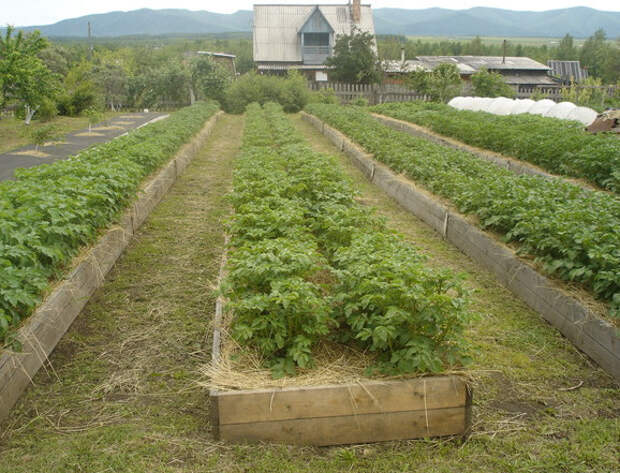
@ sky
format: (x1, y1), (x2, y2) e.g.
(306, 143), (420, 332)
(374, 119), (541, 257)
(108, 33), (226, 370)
(3, 0), (619, 26)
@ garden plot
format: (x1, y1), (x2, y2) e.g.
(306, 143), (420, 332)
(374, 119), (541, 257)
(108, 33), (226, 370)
(0, 103), (220, 422)
(371, 102), (620, 193)
(204, 103), (472, 445)
(304, 104), (619, 381)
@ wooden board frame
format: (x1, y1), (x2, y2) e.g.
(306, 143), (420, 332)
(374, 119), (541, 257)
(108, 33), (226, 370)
(0, 112), (223, 423)
(301, 111), (619, 382)
(209, 377), (472, 446)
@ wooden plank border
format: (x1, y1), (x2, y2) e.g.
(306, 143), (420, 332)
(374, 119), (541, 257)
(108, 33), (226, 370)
(0, 111), (223, 422)
(301, 111), (619, 382)
(210, 377), (471, 446)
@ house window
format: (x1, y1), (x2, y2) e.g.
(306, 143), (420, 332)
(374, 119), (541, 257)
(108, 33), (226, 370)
(304, 33), (329, 47)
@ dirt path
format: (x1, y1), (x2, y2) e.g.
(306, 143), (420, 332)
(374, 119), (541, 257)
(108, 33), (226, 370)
(0, 113), (242, 472)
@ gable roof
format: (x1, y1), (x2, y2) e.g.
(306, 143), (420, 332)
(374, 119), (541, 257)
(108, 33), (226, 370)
(298, 6), (334, 33)
(253, 4), (375, 63)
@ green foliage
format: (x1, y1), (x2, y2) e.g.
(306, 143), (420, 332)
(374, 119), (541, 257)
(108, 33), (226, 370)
(307, 103), (620, 317)
(190, 55), (232, 103)
(310, 87), (339, 105)
(36, 96), (58, 121)
(408, 63), (462, 102)
(325, 26), (382, 84)
(225, 102), (471, 377)
(352, 97), (369, 106)
(83, 107), (103, 131)
(223, 71), (310, 114)
(371, 101), (620, 192)
(27, 123), (60, 149)
(471, 68), (516, 98)
(0, 102), (219, 343)
(580, 29), (620, 84)
(0, 26), (60, 123)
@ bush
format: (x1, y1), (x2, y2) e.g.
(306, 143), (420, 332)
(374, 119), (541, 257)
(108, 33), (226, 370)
(471, 68), (516, 98)
(57, 82), (100, 116)
(352, 97), (369, 106)
(223, 71), (310, 114)
(37, 97), (58, 122)
(310, 87), (339, 104)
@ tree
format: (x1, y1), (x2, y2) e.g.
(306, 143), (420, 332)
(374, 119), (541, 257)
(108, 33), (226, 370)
(325, 27), (382, 84)
(91, 62), (128, 111)
(409, 63), (462, 102)
(190, 56), (231, 103)
(470, 68), (515, 98)
(0, 26), (59, 124)
(556, 34), (577, 60)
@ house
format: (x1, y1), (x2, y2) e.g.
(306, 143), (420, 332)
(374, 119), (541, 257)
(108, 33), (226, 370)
(253, 1), (376, 82)
(384, 54), (559, 92)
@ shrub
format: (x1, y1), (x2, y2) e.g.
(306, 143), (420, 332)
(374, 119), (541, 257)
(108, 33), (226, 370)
(471, 68), (516, 98)
(223, 71), (310, 114)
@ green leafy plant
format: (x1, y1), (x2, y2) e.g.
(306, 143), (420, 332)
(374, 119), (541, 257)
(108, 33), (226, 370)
(224, 103), (471, 377)
(0, 102), (219, 343)
(306, 103), (620, 318)
(371, 101), (620, 193)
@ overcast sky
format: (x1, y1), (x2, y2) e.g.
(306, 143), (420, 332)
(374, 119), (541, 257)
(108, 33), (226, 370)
(3, 1), (619, 26)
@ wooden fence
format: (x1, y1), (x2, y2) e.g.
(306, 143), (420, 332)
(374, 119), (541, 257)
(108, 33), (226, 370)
(516, 85), (618, 103)
(308, 82), (429, 105)
(309, 82), (618, 105)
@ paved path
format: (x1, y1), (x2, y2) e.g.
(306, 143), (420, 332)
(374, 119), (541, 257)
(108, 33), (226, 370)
(0, 112), (168, 181)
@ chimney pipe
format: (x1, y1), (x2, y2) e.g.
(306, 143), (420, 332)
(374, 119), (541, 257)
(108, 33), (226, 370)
(351, 0), (361, 24)
(401, 46), (405, 63)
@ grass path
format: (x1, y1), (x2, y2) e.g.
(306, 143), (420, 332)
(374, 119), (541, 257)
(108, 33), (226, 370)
(0, 112), (617, 473)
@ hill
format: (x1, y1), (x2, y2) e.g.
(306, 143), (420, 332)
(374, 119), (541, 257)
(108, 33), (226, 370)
(7, 7), (620, 38)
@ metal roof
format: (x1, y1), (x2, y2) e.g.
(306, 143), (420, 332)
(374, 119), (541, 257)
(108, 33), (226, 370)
(501, 74), (559, 85)
(257, 63), (331, 70)
(547, 60), (588, 83)
(382, 59), (429, 74)
(197, 51), (236, 59)
(416, 56), (550, 73)
(253, 4), (375, 63)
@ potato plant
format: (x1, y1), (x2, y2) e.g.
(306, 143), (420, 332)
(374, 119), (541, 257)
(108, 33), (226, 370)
(306, 103), (620, 318)
(371, 101), (620, 193)
(0, 102), (219, 342)
(225, 103), (471, 377)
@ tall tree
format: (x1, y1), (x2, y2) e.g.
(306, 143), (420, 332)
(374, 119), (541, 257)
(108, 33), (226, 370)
(556, 33), (577, 60)
(0, 26), (58, 123)
(325, 27), (382, 84)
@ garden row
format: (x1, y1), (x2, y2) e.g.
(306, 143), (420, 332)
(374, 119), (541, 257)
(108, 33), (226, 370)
(224, 103), (471, 377)
(0, 102), (219, 342)
(305, 104), (620, 319)
(371, 102), (620, 193)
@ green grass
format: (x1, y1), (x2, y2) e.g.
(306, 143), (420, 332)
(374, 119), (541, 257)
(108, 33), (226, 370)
(0, 112), (121, 154)
(0, 113), (617, 473)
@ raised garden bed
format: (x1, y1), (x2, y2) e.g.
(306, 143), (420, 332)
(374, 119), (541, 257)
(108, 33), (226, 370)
(0, 110), (222, 422)
(205, 103), (473, 445)
(301, 110), (619, 382)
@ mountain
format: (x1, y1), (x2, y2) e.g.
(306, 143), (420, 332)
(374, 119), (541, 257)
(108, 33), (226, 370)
(372, 7), (620, 38)
(7, 7), (620, 38)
